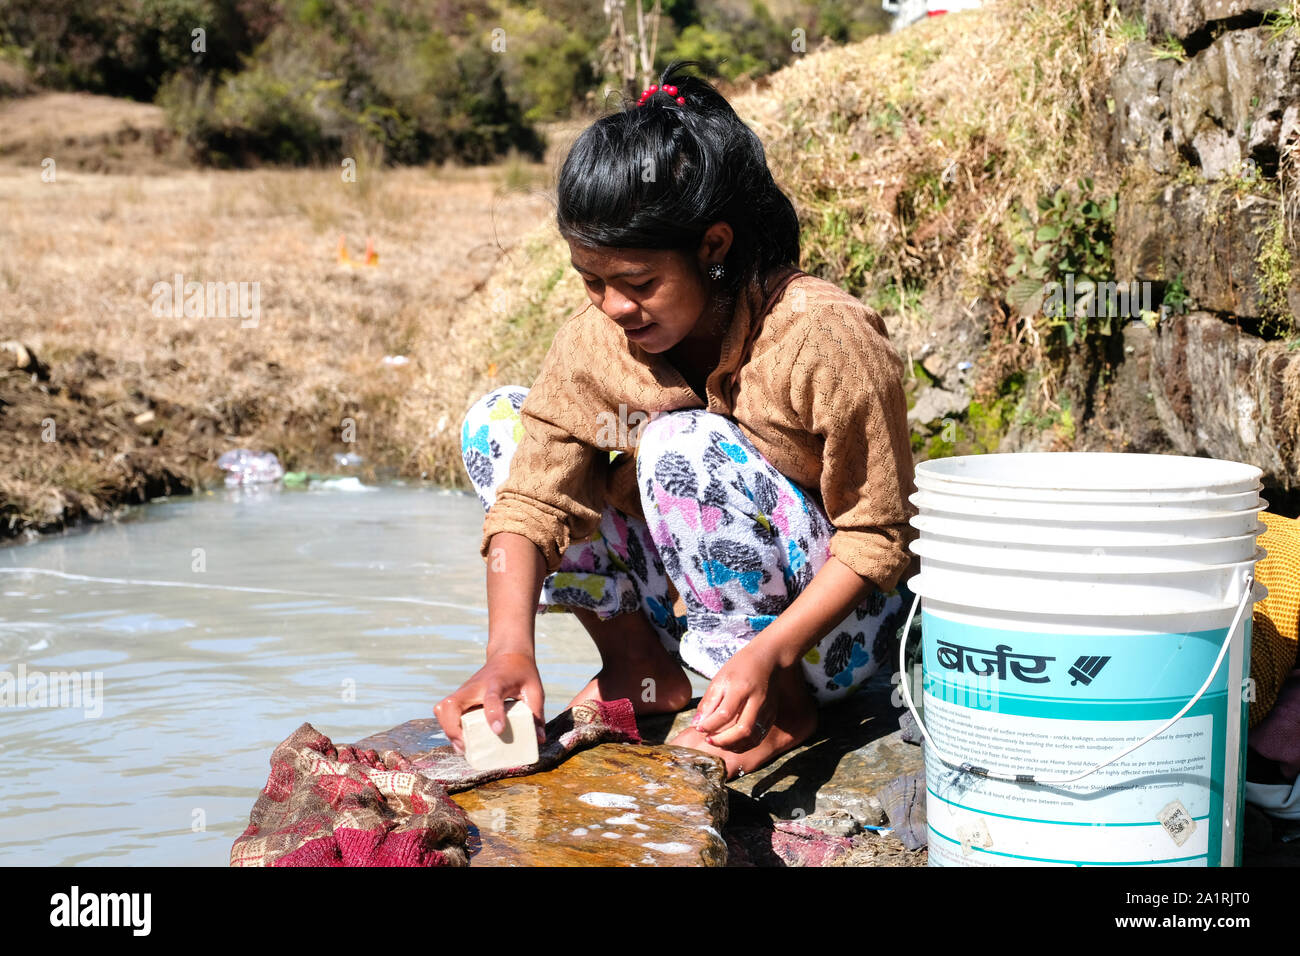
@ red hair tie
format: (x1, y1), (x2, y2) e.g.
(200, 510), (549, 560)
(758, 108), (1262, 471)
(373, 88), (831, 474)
(637, 83), (686, 106)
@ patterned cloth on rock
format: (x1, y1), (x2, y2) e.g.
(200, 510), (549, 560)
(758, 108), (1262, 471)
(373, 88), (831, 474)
(877, 770), (928, 851)
(463, 386), (913, 702)
(231, 700), (644, 866)
(230, 723), (471, 867)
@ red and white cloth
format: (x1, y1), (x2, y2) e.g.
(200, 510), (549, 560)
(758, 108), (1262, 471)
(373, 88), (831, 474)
(231, 698), (643, 866)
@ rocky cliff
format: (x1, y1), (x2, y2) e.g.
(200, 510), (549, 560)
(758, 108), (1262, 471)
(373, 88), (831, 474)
(897, 0), (1299, 511)
(1103, 0), (1299, 508)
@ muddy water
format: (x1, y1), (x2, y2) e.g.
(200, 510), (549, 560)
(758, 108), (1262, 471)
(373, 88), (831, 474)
(0, 484), (700, 865)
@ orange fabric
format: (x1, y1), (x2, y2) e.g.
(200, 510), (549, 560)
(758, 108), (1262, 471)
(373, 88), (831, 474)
(1250, 511), (1300, 728)
(478, 268), (919, 593)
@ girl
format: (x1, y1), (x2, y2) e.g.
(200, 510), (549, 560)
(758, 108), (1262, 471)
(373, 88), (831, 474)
(436, 61), (918, 781)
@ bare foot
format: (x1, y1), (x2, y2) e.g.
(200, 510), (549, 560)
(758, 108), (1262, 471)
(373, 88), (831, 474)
(566, 656), (693, 716)
(668, 674), (817, 781)
(565, 607), (695, 716)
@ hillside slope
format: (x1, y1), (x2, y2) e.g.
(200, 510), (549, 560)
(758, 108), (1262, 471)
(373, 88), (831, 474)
(5, 0), (1298, 538)
(424, 0), (1300, 511)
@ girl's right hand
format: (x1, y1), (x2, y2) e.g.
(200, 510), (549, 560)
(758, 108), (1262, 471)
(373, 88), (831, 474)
(434, 651), (546, 755)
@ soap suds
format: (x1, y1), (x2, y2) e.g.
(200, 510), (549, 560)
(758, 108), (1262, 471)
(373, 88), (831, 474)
(643, 841), (692, 854)
(655, 804), (694, 814)
(578, 792), (639, 810)
(605, 812), (651, 830)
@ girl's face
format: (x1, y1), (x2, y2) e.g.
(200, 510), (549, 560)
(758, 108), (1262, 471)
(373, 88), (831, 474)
(567, 231), (729, 354)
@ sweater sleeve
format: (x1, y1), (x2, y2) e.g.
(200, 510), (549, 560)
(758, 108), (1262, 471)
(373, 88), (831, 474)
(788, 300), (918, 593)
(479, 319), (608, 573)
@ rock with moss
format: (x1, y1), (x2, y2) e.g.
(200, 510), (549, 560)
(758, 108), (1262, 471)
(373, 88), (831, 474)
(1107, 43), (1181, 173)
(1142, 0), (1282, 42)
(1114, 182), (1299, 321)
(1170, 27), (1300, 180)
(1148, 312), (1300, 489)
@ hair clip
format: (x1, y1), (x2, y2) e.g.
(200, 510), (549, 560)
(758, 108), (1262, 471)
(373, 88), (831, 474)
(637, 83), (686, 106)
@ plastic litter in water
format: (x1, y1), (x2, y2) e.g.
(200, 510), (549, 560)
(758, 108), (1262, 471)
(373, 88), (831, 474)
(314, 477), (374, 493)
(282, 473), (376, 491)
(216, 449), (284, 486)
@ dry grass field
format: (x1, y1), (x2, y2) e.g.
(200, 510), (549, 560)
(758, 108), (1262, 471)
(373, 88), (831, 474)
(0, 92), (587, 535)
(0, 0), (1117, 537)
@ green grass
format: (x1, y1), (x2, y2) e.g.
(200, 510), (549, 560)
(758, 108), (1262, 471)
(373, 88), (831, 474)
(1150, 35), (1187, 62)
(1110, 14), (1146, 44)
(800, 207), (882, 297)
(1264, 3), (1300, 41)
(1256, 212), (1297, 337)
(869, 278), (925, 316)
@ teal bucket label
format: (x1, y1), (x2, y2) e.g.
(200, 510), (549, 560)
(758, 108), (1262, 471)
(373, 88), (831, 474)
(922, 610), (1248, 867)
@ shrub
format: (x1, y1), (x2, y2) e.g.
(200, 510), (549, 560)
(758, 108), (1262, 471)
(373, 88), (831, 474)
(1006, 177), (1119, 347)
(159, 0), (544, 166)
(0, 0), (279, 99)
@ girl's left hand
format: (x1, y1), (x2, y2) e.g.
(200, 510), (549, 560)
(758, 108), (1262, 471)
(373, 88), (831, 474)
(692, 643), (780, 751)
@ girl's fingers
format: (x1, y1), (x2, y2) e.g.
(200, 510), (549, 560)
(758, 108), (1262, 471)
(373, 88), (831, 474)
(695, 681), (743, 736)
(692, 674), (726, 728)
(435, 695), (467, 753)
(704, 696), (766, 750)
(481, 683), (507, 736)
(521, 682), (547, 745)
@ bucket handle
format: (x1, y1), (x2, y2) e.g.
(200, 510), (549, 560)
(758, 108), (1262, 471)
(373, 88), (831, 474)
(896, 573), (1256, 786)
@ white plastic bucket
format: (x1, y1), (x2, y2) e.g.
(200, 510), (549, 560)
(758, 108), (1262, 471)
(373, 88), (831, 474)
(914, 486), (1264, 514)
(914, 452), (1262, 499)
(910, 512), (1268, 548)
(911, 490), (1266, 524)
(916, 475), (1263, 505)
(910, 550), (1263, 616)
(910, 532), (1263, 574)
(903, 452), (1266, 867)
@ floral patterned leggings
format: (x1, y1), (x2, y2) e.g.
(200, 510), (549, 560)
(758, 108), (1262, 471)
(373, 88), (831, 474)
(461, 385), (912, 704)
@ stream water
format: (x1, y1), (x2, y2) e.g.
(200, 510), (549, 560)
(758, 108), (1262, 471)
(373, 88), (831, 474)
(0, 483), (704, 866)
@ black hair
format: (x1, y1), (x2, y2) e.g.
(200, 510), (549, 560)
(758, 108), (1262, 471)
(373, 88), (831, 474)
(556, 59), (801, 323)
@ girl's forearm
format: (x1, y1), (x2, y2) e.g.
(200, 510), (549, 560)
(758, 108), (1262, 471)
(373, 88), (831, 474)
(749, 555), (875, 670)
(484, 532), (547, 659)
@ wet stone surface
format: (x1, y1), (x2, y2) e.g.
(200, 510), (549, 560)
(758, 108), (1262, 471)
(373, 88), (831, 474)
(353, 673), (926, 866)
(450, 743), (728, 866)
(639, 672), (927, 866)
(641, 670), (921, 823)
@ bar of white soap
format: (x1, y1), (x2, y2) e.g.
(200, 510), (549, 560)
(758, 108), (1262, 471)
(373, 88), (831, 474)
(461, 700), (539, 771)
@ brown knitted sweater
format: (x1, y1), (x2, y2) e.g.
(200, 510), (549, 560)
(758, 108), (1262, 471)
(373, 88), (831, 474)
(479, 265), (920, 593)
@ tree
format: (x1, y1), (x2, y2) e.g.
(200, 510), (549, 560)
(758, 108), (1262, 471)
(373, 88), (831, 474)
(597, 0), (663, 105)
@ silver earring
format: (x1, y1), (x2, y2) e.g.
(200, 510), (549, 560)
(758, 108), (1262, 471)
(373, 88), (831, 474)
(707, 263), (725, 280)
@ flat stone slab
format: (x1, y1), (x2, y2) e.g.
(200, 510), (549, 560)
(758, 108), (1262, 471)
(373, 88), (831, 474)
(633, 673), (927, 866)
(451, 743), (728, 866)
(640, 672), (922, 823)
(352, 673), (922, 867)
